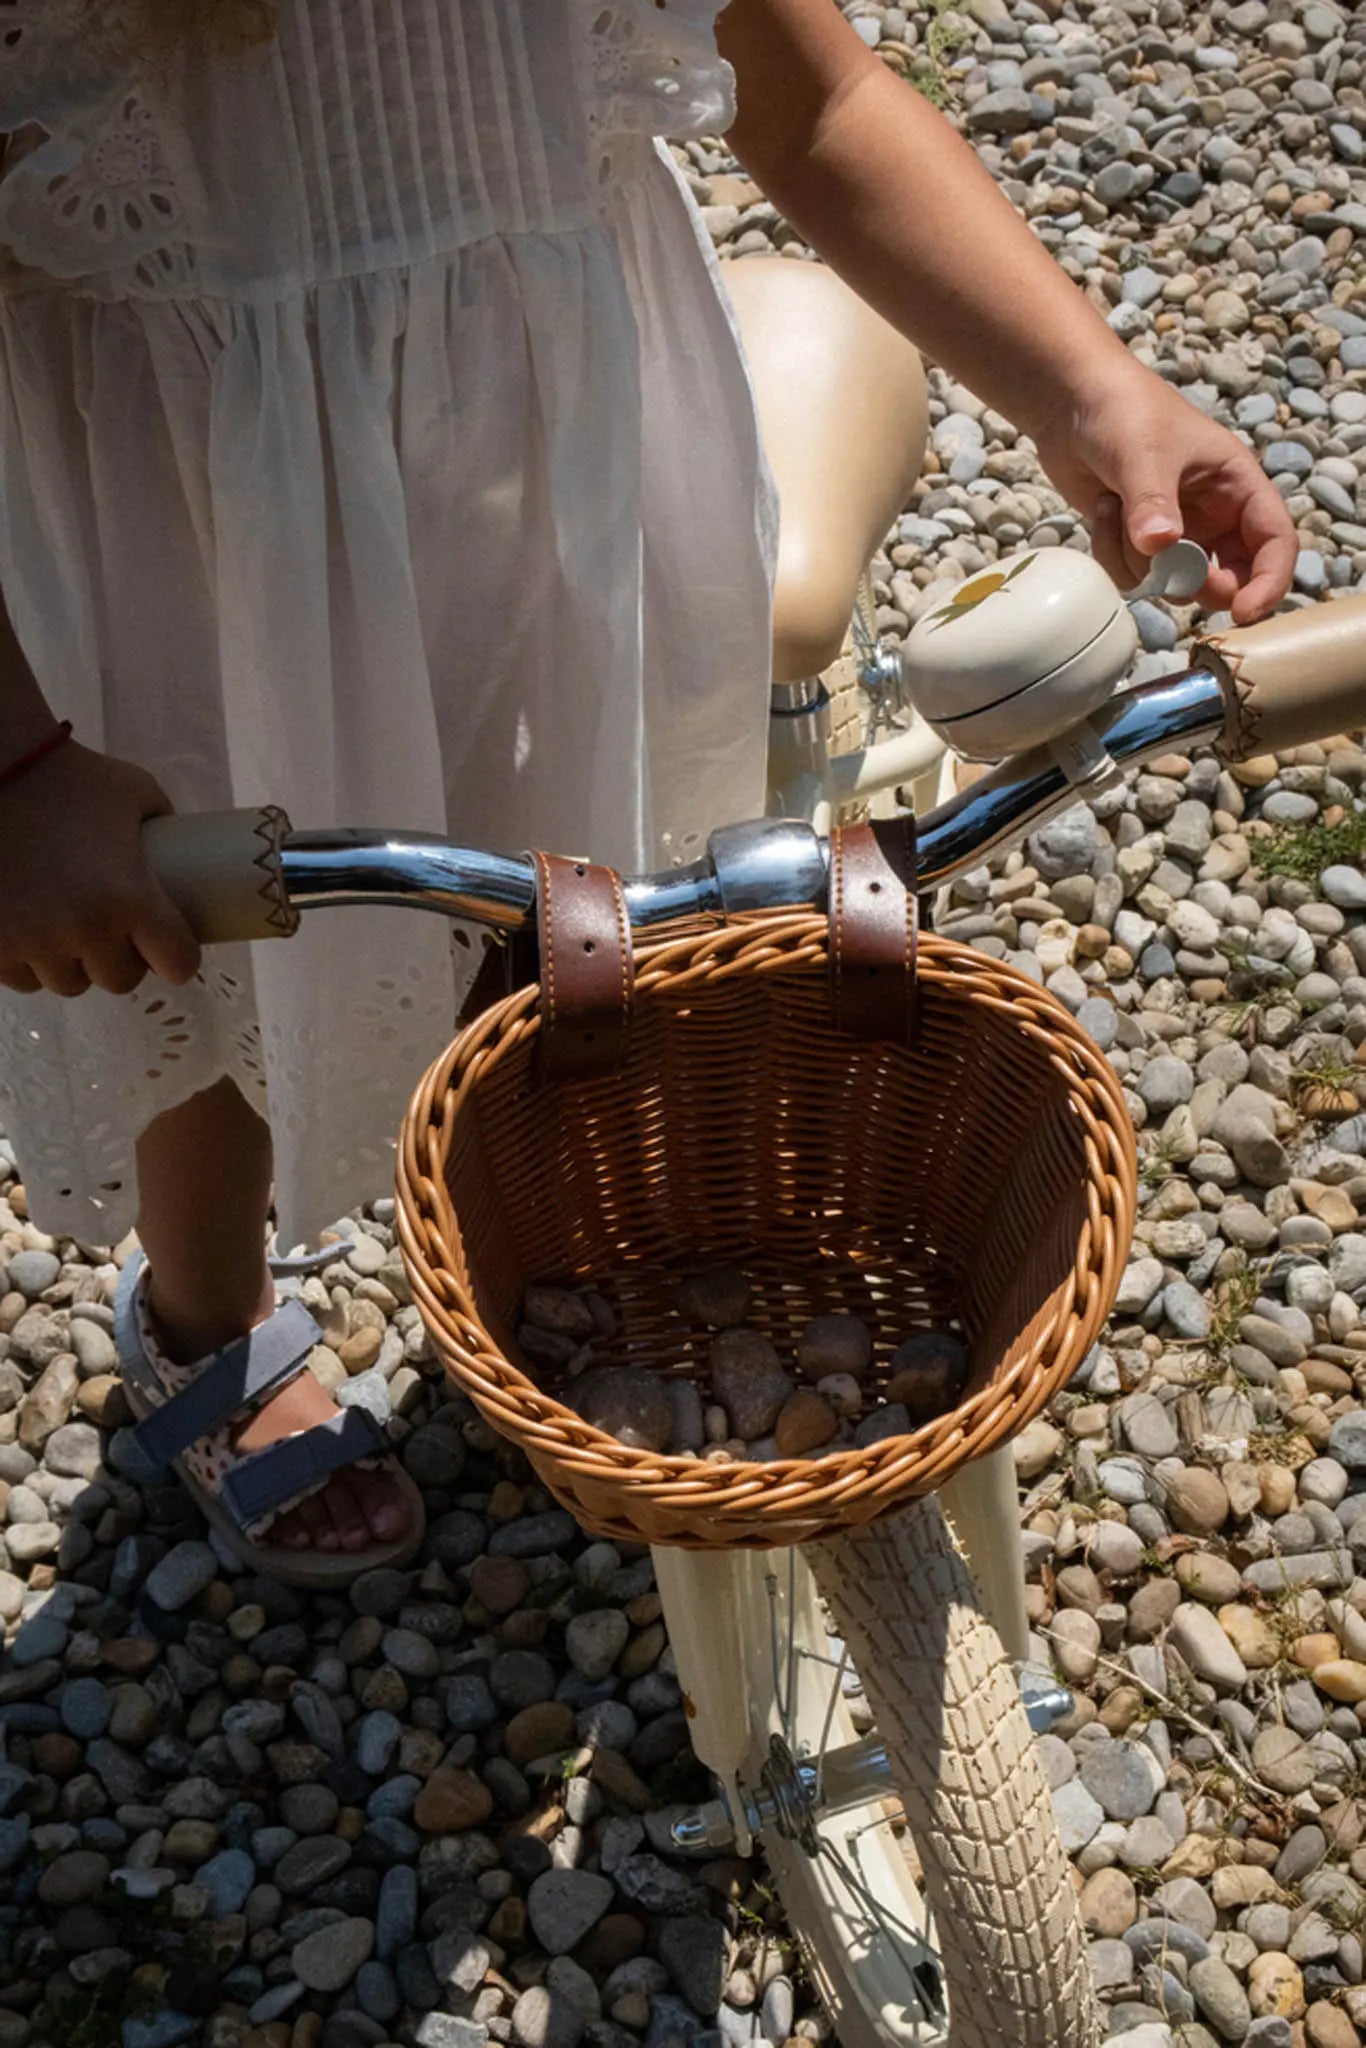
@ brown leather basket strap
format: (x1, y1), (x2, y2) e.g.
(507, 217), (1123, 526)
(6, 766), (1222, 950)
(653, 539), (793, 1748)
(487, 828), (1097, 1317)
(828, 817), (919, 1045)
(532, 852), (634, 1082)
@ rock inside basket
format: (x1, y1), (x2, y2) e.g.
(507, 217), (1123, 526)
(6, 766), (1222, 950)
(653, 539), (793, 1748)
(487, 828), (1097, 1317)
(517, 1264), (972, 1464)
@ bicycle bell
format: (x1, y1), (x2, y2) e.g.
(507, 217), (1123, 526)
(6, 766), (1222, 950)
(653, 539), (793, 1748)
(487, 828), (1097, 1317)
(898, 539), (1209, 762)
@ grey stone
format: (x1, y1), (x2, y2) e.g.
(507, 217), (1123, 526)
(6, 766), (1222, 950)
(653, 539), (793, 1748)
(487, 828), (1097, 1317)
(414, 2021), (488, 2048)
(1115, 1262), (1165, 1318)
(1169, 1603), (1247, 1691)
(1079, 1742), (1158, 1822)
(1329, 1414), (1366, 1469)
(356, 1710), (402, 1775)
(565, 1610), (630, 1683)
(1322, 865), (1366, 911)
(1077, 998), (1118, 1051)
(58, 1677), (111, 1740)
(1163, 1282), (1211, 1340)
(376, 1864), (419, 1960)
(1052, 1778), (1105, 1851)
(291, 1918), (375, 1993)
(145, 1540), (219, 1613)
(1189, 1956), (1251, 2040)
(1211, 1086), (1290, 1189)
(1137, 1058), (1194, 1116)
(1118, 1393), (1179, 1459)
(709, 1331), (792, 1441)
(576, 1370), (675, 1454)
(612, 1855), (706, 1916)
(1275, 1823), (1327, 1886)
(446, 1676), (499, 1732)
(527, 1869), (614, 1954)
(70, 1318), (117, 1377)
(1126, 1916), (1212, 1964)
(489, 1650), (557, 1712)
(6, 1251), (59, 1298)
(657, 1914), (727, 2015)
(196, 1849), (257, 1918)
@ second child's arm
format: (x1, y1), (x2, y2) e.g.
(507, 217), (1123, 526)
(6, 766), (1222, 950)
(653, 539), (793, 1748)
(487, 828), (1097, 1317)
(716, 0), (1296, 622)
(718, 0), (1129, 446)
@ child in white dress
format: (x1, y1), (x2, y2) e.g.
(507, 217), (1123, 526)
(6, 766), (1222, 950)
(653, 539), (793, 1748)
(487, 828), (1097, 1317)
(0, 0), (1294, 1572)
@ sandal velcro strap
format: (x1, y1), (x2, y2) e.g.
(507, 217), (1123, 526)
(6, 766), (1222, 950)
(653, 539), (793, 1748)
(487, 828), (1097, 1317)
(218, 1408), (386, 1531)
(128, 1299), (321, 1472)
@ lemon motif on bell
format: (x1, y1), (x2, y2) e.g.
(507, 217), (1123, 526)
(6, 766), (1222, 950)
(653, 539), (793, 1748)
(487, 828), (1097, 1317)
(929, 551), (1035, 630)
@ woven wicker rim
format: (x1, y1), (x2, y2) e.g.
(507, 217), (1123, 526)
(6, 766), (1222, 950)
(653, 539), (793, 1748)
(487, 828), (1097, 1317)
(396, 914), (1137, 1541)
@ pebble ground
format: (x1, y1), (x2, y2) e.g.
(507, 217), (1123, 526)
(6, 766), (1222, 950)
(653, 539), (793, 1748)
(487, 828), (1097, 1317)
(3, 2), (1366, 2046)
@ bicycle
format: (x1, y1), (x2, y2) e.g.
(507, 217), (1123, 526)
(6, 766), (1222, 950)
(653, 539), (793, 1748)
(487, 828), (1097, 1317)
(138, 264), (1366, 2048)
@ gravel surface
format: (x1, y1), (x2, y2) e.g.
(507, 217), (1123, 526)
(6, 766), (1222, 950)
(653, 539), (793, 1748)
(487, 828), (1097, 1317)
(3, 3), (1366, 2046)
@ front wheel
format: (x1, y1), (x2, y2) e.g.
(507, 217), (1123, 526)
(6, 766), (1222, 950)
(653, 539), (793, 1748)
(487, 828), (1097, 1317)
(657, 1498), (1100, 2047)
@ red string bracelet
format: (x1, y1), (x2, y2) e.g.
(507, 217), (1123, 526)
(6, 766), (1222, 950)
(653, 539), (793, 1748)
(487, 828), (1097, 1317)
(0, 719), (72, 790)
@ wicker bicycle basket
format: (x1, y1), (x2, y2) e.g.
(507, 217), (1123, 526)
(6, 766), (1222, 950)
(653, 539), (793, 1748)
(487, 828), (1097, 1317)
(396, 834), (1137, 1551)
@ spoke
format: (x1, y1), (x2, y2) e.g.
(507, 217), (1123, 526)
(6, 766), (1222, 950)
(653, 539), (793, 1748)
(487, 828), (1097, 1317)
(815, 1832), (934, 1966)
(785, 1551), (799, 1746)
(766, 1570), (793, 1744)
(812, 1638), (850, 1807)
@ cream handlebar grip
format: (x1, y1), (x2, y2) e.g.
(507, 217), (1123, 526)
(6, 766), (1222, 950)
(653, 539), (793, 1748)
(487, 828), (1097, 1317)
(1195, 593), (1366, 762)
(142, 806), (298, 944)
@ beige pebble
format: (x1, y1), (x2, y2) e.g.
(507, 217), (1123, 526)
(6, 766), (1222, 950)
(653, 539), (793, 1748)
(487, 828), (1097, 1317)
(1305, 2002), (1360, 2048)
(1293, 1633), (1342, 1671)
(1258, 1464), (1298, 1516)
(1222, 1461), (1262, 1519)
(1248, 1952), (1305, 2021)
(337, 1326), (382, 1375)
(1078, 1865), (1136, 1937)
(1051, 1608), (1100, 1684)
(1312, 1658), (1366, 1704)
(1216, 1603), (1280, 1670)
(1163, 1467), (1230, 1535)
(1174, 1553), (1242, 1606)
(1211, 1864), (1278, 1908)
(1161, 1834), (1219, 1879)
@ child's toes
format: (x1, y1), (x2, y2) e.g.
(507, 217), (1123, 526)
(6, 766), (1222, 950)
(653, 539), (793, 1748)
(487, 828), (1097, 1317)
(274, 1504), (312, 1550)
(323, 1473), (373, 1552)
(353, 1466), (411, 1543)
(298, 1493), (339, 1551)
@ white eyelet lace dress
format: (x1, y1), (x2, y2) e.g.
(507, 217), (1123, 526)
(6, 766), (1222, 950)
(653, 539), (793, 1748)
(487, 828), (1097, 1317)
(0, 0), (775, 1247)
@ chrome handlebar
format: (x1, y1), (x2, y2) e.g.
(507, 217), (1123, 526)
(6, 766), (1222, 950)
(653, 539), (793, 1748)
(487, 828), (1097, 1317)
(273, 664), (1230, 932)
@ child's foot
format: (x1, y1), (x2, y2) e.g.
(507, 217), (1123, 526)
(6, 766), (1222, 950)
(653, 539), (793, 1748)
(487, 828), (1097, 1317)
(117, 1253), (424, 1579)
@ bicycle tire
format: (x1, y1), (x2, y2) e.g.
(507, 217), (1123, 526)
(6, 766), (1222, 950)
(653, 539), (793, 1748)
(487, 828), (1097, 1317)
(803, 1497), (1102, 2048)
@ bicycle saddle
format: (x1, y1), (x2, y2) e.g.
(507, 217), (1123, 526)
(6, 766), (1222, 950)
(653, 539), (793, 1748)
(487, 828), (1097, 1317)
(725, 255), (928, 686)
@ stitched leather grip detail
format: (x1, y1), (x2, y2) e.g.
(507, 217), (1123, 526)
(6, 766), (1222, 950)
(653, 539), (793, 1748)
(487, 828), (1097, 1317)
(828, 817), (919, 1046)
(533, 852), (634, 1082)
(1196, 593), (1366, 761)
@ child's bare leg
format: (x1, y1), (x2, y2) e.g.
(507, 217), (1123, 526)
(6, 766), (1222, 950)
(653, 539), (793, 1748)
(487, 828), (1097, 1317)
(135, 1076), (411, 1552)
